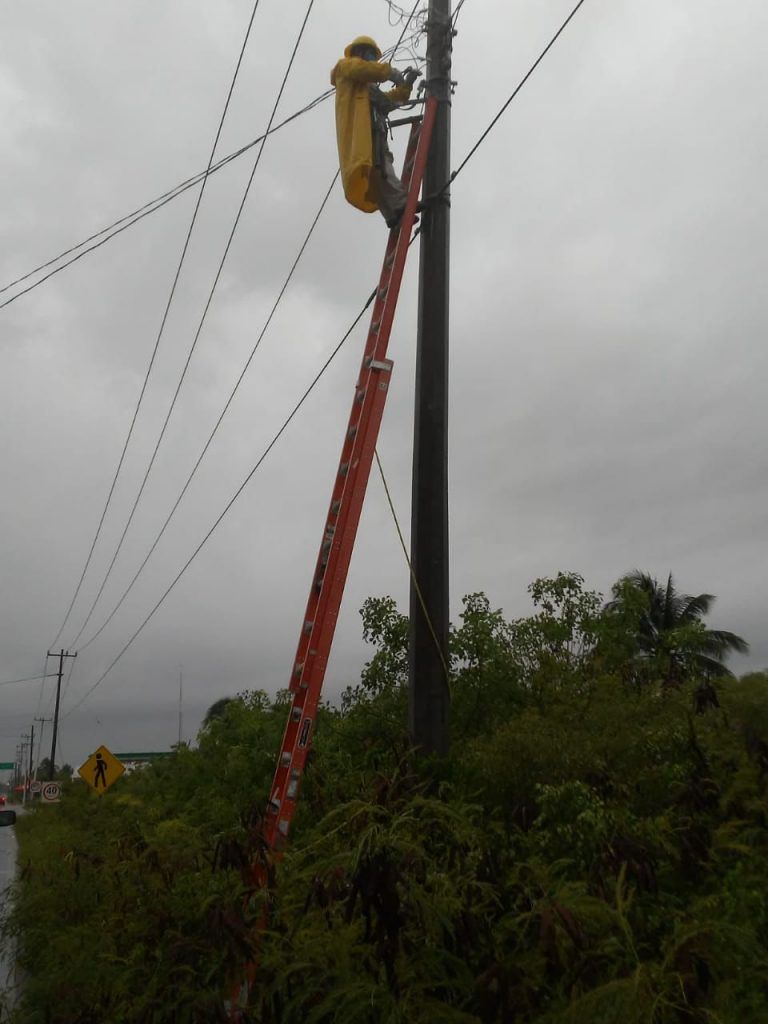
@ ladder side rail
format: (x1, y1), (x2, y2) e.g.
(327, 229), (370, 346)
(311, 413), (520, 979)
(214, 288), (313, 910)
(375, 96), (438, 350)
(262, 361), (393, 846)
(285, 228), (401, 697)
(282, 118), (423, 703)
(264, 109), (437, 847)
(281, 104), (438, 735)
(284, 102), (436, 699)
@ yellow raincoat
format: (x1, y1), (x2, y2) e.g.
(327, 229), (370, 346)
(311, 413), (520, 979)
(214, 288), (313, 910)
(331, 36), (412, 213)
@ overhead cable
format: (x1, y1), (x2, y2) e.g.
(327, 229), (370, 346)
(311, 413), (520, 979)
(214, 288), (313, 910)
(62, 288), (377, 717)
(67, 0), (318, 649)
(0, 28), (417, 313)
(389, 0), (427, 64)
(77, 170), (340, 653)
(374, 448), (451, 685)
(34, 654), (50, 716)
(0, 89), (335, 311)
(0, 672), (56, 688)
(452, 0), (469, 26)
(63, 231), (424, 711)
(448, 0), (589, 188)
(48, 0), (265, 650)
(60, 654), (78, 702)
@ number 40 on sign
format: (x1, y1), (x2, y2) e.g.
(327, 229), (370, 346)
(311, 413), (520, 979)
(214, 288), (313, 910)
(78, 745), (125, 795)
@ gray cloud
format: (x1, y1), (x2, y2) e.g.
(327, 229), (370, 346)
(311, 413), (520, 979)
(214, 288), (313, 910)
(2, 0), (766, 770)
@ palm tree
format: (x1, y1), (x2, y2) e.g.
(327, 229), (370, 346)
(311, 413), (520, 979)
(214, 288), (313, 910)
(607, 570), (748, 683)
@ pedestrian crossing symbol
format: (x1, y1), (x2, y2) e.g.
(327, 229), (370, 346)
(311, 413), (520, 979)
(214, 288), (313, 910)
(79, 744), (125, 795)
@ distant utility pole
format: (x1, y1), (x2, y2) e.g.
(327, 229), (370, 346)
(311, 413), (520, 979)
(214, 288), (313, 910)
(409, 0), (453, 757)
(47, 649), (77, 781)
(33, 716), (51, 780)
(26, 724), (34, 804)
(19, 730), (33, 805)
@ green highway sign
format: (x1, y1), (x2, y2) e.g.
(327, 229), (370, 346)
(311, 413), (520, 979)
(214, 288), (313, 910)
(0, 762), (15, 770)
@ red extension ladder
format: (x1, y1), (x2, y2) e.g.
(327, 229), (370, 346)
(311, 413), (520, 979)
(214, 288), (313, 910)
(262, 97), (437, 851)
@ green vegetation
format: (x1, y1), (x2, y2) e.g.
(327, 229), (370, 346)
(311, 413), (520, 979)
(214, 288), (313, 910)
(2, 572), (767, 1024)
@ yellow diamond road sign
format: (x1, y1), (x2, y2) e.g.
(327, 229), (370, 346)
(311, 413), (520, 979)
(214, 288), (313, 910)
(79, 744), (125, 795)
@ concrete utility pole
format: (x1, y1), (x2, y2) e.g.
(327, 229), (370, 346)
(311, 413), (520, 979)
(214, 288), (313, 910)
(20, 730), (33, 805)
(26, 725), (34, 804)
(409, 0), (453, 757)
(47, 649), (76, 781)
(33, 717), (51, 780)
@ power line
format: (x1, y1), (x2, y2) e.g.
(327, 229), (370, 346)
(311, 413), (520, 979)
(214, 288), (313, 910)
(63, 225), (425, 713)
(0, 672), (56, 688)
(389, 0), (428, 64)
(374, 448), (451, 684)
(60, 653), (78, 702)
(0, 90), (335, 310)
(48, 0), (265, 650)
(52, 0), (587, 709)
(77, 170), (340, 653)
(0, 27), (417, 313)
(452, 0), (469, 26)
(62, 288), (378, 717)
(67, 0), (318, 649)
(34, 655), (49, 717)
(448, 0), (589, 187)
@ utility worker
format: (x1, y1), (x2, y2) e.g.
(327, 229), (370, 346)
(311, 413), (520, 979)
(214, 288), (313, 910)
(331, 36), (421, 229)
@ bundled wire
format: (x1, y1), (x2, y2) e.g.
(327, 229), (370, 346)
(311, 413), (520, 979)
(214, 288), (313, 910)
(47, 0), (267, 650)
(56, 0), (588, 714)
(0, 672), (55, 688)
(76, 170), (340, 653)
(0, 90), (334, 311)
(65, 0), (318, 649)
(62, 287), (378, 717)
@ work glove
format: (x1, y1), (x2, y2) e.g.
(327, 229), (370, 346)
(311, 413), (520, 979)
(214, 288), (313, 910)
(389, 68), (406, 86)
(403, 67), (421, 86)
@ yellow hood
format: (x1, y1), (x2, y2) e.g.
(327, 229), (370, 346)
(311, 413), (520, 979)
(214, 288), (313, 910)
(344, 36), (382, 59)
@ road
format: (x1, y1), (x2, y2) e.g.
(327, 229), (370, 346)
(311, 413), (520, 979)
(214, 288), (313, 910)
(0, 808), (21, 1012)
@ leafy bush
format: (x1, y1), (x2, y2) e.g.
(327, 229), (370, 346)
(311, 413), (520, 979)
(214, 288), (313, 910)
(3, 576), (767, 1023)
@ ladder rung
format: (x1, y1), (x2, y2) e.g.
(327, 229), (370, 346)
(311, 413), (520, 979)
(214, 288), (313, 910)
(263, 97), (436, 858)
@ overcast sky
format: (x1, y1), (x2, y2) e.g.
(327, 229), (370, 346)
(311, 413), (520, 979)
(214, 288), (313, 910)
(1, 0), (766, 772)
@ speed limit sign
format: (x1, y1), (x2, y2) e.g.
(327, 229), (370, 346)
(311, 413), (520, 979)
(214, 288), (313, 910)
(41, 782), (61, 803)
